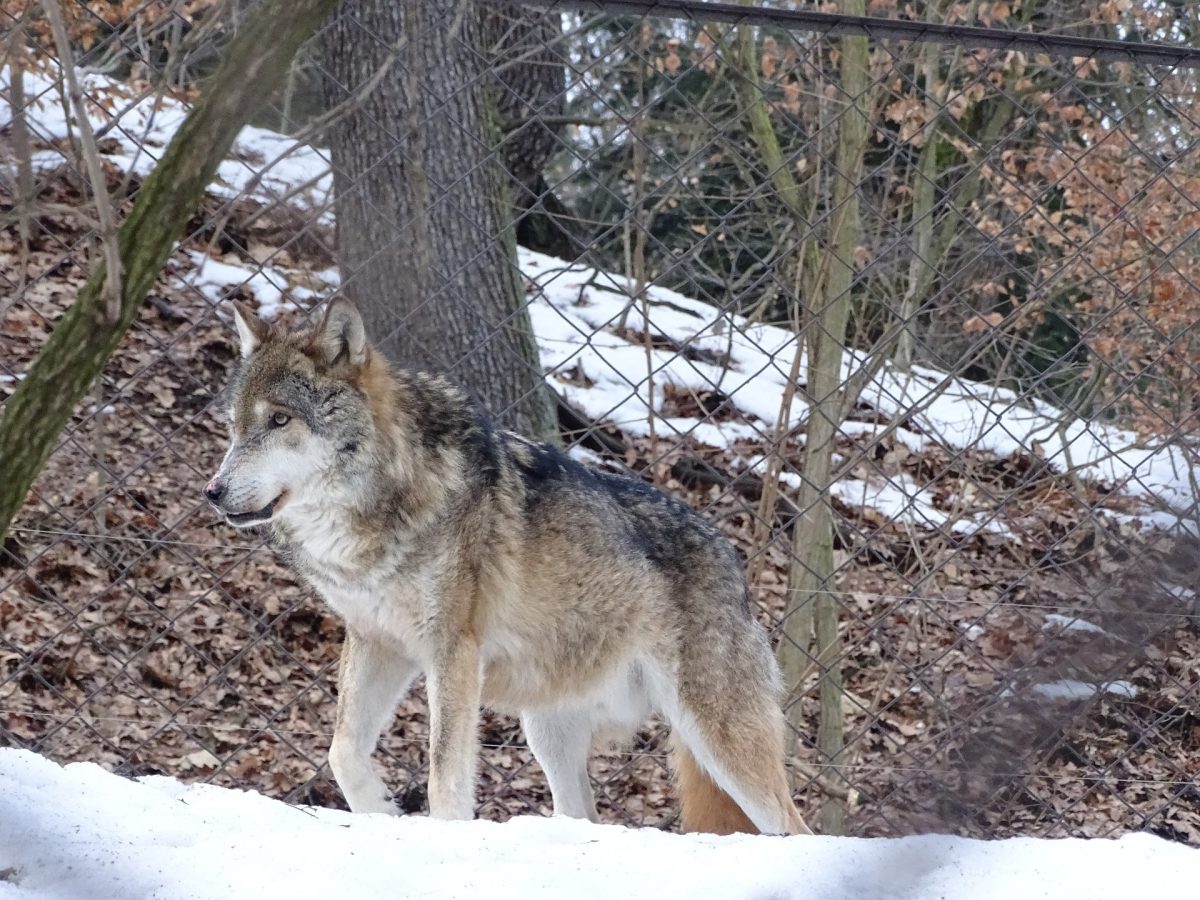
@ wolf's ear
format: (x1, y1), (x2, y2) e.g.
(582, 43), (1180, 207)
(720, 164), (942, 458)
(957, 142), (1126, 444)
(315, 297), (367, 368)
(231, 301), (268, 359)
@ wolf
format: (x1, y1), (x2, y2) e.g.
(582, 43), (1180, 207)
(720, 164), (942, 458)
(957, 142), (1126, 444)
(205, 297), (810, 836)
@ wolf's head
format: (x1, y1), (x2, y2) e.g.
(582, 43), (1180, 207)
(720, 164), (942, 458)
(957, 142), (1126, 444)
(205, 298), (380, 528)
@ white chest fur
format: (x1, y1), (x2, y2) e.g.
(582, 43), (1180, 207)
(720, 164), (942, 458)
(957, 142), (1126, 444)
(275, 505), (435, 658)
(319, 574), (435, 659)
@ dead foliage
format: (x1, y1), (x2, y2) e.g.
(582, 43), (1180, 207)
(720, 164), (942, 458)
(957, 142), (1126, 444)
(1, 167), (1197, 843)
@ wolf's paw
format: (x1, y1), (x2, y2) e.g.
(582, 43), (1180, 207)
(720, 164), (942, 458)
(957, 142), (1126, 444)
(427, 795), (476, 821)
(352, 793), (400, 816)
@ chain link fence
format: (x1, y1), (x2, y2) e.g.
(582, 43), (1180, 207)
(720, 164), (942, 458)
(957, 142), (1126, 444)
(2, 0), (1198, 842)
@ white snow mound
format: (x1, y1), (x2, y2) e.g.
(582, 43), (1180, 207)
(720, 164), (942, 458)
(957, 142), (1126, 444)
(1, 749), (1197, 900)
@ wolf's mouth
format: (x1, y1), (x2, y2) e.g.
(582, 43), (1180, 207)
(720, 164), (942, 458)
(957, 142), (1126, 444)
(224, 492), (287, 527)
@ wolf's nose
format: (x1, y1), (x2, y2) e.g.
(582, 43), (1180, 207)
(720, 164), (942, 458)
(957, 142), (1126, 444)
(204, 478), (226, 505)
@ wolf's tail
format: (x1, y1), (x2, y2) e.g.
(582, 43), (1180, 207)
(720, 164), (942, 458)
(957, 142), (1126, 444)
(671, 738), (759, 835)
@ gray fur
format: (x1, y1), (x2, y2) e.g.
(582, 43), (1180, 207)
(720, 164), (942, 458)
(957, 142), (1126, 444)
(206, 299), (809, 835)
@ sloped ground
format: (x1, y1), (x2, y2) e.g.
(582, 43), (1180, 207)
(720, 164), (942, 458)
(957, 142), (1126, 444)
(2, 749), (1199, 900)
(2, 67), (1198, 842)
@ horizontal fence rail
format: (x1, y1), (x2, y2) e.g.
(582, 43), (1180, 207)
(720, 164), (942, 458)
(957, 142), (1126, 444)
(526, 0), (1200, 67)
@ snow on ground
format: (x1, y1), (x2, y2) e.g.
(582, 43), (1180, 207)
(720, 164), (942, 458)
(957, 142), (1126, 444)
(175, 250), (338, 320)
(997, 679), (1138, 701)
(1, 749), (1198, 900)
(2, 61), (1196, 529)
(520, 250), (1197, 529)
(1042, 614), (1110, 636)
(0, 65), (333, 216)
(1028, 679), (1139, 701)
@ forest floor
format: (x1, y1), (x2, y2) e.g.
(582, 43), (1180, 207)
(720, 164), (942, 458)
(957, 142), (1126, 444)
(1, 63), (1198, 844)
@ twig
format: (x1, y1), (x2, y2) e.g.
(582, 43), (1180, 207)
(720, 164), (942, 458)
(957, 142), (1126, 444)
(44, 0), (123, 324)
(5, 26), (35, 296)
(629, 26), (656, 467)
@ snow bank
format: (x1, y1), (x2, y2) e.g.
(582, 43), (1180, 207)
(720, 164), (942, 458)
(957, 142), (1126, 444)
(0, 750), (1196, 900)
(520, 249), (1198, 527)
(0, 65), (332, 216)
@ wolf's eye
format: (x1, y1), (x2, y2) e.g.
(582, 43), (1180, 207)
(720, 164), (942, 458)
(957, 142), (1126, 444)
(270, 412), (291, 428)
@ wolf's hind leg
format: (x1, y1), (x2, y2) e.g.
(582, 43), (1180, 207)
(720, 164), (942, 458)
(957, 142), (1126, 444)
(329, 632), (419, 815)
(521, 709), (599, 822)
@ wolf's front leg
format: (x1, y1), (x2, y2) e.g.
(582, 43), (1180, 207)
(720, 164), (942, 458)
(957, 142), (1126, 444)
(426, 635), (482, 820)
(329, 631), (419, 815)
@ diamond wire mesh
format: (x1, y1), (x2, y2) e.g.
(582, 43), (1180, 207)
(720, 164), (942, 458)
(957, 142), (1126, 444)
(1, 0), (1198, 842)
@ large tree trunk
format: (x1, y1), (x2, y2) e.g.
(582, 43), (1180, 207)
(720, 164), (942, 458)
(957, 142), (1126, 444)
(320, 0), (558, 440)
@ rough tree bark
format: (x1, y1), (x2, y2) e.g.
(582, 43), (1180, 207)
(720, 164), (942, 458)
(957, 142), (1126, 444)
(0, 0), (337, 543)
(321, 0), (558, 440)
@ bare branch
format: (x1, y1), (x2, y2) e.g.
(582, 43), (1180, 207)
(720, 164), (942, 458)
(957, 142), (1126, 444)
(43, 0), (124, 324)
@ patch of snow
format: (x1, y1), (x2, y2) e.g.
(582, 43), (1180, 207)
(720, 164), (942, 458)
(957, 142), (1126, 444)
(1, 749), (1197, 900)
(214, 125), (333, 219)
(1043, 614), (1110, 636)
(310, 265), (342, 288)
(738, 457), (1009, 536)
(658, 417), (762, 448)
(0, 65), (332, 218)
(1107, 509), (1200, 536)
(175, 249), (312, 320)
(838, 420), (934, 454)
(332, 229), (1199, 530)
(522, 245), (1197, 529)
(1029, 680), (1138, 701)
(524, 248), (809, 443)
(829, 474), (947, 530)
(952, 510), (1015, 538)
